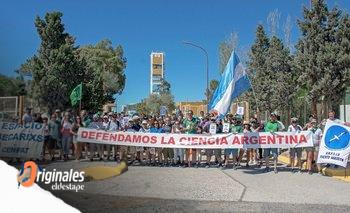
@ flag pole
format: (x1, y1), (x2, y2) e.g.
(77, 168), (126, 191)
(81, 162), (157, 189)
(79, 82), (82, 113)
(245, 69), (259, 115)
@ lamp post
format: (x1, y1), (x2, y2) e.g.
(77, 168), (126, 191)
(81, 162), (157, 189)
(182, 41), (209, 112)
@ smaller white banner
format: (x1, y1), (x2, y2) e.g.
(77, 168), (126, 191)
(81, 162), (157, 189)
(0, 122), (44, 158)
(317, 121), (350, 167)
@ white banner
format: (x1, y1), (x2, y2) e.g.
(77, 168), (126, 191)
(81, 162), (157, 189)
(0, 122), (44, 158)
(317, 121), (350, 167)
(77, 128), (314, 149)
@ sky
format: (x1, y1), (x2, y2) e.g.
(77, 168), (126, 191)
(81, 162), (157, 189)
(1, 0), (349, 111)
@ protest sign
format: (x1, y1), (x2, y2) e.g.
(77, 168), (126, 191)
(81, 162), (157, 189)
(78, 128), (314, 149)
(209, 123), (217, 134)
(0, 122), (44, 158)
(222, 123), (230, 133)
(317, 121), (350, 167)
(236, 106), (244, 115)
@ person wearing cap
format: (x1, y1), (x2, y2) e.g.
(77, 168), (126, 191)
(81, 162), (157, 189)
(263, 112), (280, 173)
(306, 118), (322, 174)
(87, 114), (104, 161)
(288, 117), (303, 172)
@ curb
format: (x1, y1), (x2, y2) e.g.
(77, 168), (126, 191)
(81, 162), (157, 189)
(82, 161), (128, 181)
(278, 154), (350, 183)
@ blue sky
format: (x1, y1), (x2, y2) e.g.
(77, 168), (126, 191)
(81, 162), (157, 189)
(1, 0), (349, 111)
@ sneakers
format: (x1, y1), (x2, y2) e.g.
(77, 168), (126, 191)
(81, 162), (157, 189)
(205, 164), (210, 168)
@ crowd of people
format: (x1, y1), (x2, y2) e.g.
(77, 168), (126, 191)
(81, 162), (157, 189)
(21, 107), (346, 174)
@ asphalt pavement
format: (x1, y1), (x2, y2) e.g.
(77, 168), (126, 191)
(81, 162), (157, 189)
(44, 161), (350, 212)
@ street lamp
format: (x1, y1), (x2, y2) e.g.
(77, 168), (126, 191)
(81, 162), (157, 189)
(182, 41), (209, 112)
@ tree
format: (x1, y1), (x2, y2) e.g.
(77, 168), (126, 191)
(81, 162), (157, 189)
(156, 78), (171, 94)
(137, 78), (175, 115)
(265, 36), (294, 117)
(79, 39), (126, 102)
(206, 79), (219, 102)
(20, 12), (85, 113)
(20, 12), (127, 113)
(294, 0), (350, 117)
(248, 24), (270, 112)
(0, 74), (24, 96)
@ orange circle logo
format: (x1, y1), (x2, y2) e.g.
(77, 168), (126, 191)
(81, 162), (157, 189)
(17, 161), (38, 187)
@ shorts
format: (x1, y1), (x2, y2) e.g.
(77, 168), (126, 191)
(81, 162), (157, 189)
(224, 149), (239, 156)
(290, 148), (302, 158)
(263, 148), (278, 158)
(305, 147), (315, 152)
(72, 135), (79, 144)
(205, 149), (220, 157)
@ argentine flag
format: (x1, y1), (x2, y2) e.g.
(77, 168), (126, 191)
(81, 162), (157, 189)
(208, 51), (251, 116)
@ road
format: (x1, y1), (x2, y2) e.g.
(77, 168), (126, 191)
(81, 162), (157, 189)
(43, 161), (350, 213)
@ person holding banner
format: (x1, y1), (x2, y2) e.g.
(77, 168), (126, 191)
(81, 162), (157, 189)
(183, 110), (198, 167)
(288, 117), (303, 173)
(231, 116), (244, 166)
(306, 119), (322, 174)
(204, 116), (222, 168)
(172, 119), (185, 167)
(264, 113), (280, 173)
(149, 121), (164, 166)
(243, 121), (255, 167)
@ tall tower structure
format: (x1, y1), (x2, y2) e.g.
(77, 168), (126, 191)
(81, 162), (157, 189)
(150, 52), (164, 94)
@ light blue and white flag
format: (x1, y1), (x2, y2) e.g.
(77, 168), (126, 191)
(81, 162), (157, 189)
(208, 51), (251, 116)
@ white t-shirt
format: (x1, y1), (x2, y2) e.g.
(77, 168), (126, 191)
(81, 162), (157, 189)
(287, 124), (302, 133)
(308, 127), (322, 146)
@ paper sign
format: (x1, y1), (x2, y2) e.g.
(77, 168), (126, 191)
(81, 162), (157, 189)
(236, 106), (244, 115)
(209, 123), (217, 134)
(223, 123), (230, 133)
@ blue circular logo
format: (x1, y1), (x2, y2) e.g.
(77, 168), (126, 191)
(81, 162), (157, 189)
(324, 125), (350, 150)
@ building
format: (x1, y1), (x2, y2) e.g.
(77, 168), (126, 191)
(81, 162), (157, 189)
(176, 101), (207, 115)
(177, 100), (250, 121)
(103, 102), (117, 113)
(340, 87), (350, 122)
(150, 52), (164, 94)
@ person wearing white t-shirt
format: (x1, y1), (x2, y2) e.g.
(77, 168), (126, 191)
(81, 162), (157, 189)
(288, 117), (303, 173)
(306, 119), (322, 174)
